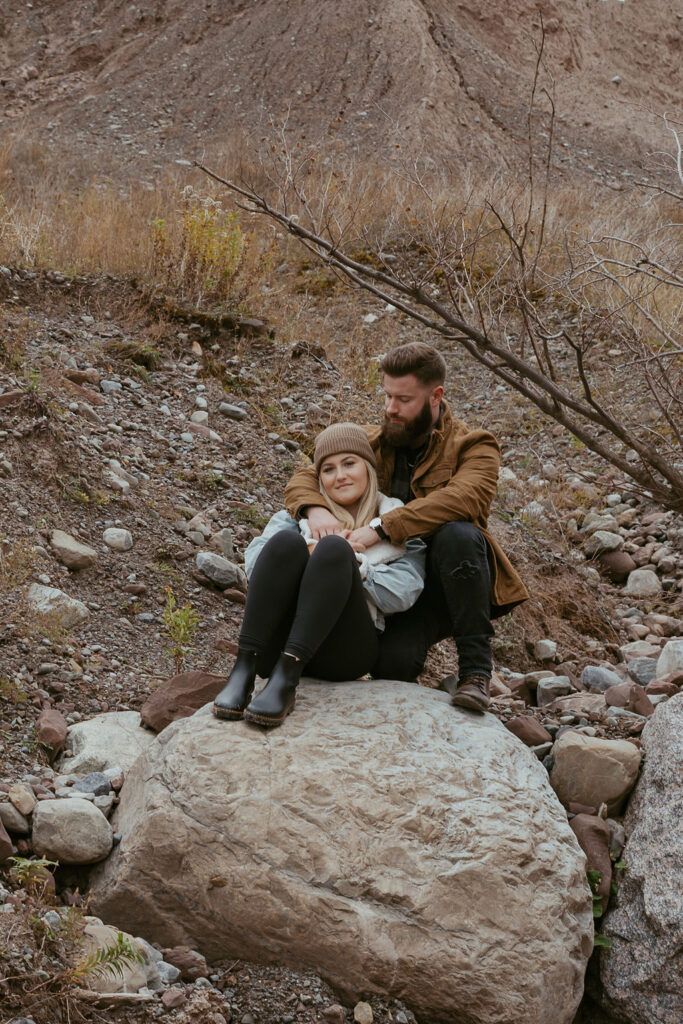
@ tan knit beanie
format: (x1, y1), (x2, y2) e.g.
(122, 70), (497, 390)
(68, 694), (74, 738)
(313, 423), (376, 473)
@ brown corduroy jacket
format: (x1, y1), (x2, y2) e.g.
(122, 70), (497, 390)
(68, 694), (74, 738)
(284, 402), (529, 617)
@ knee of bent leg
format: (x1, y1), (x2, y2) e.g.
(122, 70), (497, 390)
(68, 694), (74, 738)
(261, 529), (308, 567)
(311, 533), (355, 569)
(431, 520), (485, 561)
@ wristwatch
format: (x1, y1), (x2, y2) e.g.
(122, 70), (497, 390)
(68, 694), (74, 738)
(369, 517), (389, 541)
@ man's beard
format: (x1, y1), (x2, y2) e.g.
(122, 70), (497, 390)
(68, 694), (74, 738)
(381, 399), (434, 447)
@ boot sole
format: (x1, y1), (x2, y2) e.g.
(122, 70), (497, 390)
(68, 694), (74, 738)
(451, 693), (489, 713)
(243, 697), (296, 728)
(212, 704), (246, 720)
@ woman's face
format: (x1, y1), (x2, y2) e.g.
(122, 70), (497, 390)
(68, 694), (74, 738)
(319, 452), (369, 508)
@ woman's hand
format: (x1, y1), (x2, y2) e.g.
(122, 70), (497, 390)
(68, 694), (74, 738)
(340, 530), (366, 553)
(347, 525), (380, 550)
(306, 506), (345, 539)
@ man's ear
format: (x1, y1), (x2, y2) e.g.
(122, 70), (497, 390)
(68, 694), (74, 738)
(431, 384), (444, 407)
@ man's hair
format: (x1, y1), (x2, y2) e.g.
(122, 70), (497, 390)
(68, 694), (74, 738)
(380, 342), (446, 386)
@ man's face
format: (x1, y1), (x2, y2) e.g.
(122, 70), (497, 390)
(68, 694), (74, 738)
(381, 373), (444, 445)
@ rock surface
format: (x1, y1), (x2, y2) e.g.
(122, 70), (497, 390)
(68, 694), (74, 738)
(32, 798), (113, 864)
(195, 551), (247, 590)
(36, 707), (68, 757)
(598, 695), (683, 1024)
(0, 817), (12, 861)
(656, 638), (683, 678)
(623, 569), (662, 597)
(103, 527), (134, 551)
(49, 529), (98, 570)
(90, 681), (592, 1024)
(140, 671), (228, 733)
(550, 732), (642, 815)
(59, 711), (156, 775)
(27, 583), (89, 628)
(81, 919), (162, 992)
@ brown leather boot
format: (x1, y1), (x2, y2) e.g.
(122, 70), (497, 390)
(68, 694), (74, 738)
(451, 674), (491, 713)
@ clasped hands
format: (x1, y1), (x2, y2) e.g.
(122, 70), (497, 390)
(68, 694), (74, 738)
(306, 506), (380, 553)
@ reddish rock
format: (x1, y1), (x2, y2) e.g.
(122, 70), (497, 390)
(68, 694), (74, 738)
(323, 1006), (346, 1024)
(123, 582), (147, 595)
(570, 814), (612, 911)
(224, 588), (246, 605)
(567, 802), (598, 816)
(0, 817), (13, 861)
(645, 680), (679, 698)
(504, 716), (552, 747)
(657, 670), (683, 688)
(215, 637), (240, 654)
(605, 682), (654, 717)
(64, 368), (100, 386)
(598, 550), (637, 584)
(506, 677), (532, 704)
(554, 664), (583, 690)
(0, 390), (24, 409)
(140, 671), (227, 733)
(187, 421), (218, 439)
(36, 708), (68, 757)
(161, 945), (208, 981)
(161, 988), (187, 1009)
(61, 377), (106, 405)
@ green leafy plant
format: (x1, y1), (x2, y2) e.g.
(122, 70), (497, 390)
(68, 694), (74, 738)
(105, 337), (161, 369)
(587, 868), (613, 950)
(162, 586), (200, 673)
(587, 869), (604, 917)
(0, 677), (29, 705)
(71, 931), (144, 983)
(152, 188), (247, 309)
(8, 856), (57, 894)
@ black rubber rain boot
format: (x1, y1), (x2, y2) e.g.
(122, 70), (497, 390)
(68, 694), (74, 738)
(243, 652), (302, 728)
(213, 649), (258, 720)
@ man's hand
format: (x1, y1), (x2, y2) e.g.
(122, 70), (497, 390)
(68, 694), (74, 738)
(306, 506), (345, 540)
(347, 525), (380, 551)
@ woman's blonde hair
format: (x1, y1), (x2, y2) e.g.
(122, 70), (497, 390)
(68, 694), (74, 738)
(318, 458), (379, 530)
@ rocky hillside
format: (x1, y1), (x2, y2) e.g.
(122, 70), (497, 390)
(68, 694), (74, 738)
(0, 2), (682, 1020)
(1, 0), (681, 185)
(0, 261), (682, 1024)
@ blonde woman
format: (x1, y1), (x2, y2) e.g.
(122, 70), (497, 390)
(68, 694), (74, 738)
(213, 423), (426, 728)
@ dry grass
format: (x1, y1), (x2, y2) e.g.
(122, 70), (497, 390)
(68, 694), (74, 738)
(1, 133), (680, 484)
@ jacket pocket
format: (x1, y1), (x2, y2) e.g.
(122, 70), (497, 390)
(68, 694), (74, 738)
(418, 468), (452, 490)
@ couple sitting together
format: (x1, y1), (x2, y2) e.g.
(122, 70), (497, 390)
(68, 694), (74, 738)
(213, 342), (528, 728)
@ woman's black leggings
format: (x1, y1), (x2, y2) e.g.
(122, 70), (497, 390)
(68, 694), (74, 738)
(238, 532), (378, 681)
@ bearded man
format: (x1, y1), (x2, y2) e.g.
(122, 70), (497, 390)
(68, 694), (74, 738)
(284, 342), (528, 711)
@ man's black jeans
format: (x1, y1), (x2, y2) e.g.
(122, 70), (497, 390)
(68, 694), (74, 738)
(372, 521), (494, 682)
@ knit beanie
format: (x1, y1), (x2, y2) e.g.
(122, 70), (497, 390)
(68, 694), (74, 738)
(313, 423), (376, 473)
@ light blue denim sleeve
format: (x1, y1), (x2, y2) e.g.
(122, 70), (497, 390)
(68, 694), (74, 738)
(243, 510), (301, 579)
(362, 538), (427, 615)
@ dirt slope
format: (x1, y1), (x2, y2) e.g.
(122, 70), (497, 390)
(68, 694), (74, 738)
(1, 0), (681, 184)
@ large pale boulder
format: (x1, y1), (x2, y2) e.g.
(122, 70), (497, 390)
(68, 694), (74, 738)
(79, 919), (162, 992)
(597, 694), (683, 1023)
(656, 638), (683, 679)
(195, 551), (247, 590)
(50, 529), (98, 570)
(59, 711), (157, 775)
(89, 681), (593, 1024)
(32, 799), (113, 864)
(624, 569), (661, 598)
(550, 731), (642, 815)
(27, 583), (89, 628)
